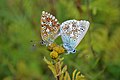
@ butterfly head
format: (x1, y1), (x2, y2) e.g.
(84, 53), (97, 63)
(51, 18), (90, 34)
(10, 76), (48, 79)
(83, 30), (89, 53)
(40, 40), (46, 45)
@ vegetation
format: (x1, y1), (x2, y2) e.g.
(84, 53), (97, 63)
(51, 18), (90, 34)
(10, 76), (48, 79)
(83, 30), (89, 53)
(0, 0), (120, 80)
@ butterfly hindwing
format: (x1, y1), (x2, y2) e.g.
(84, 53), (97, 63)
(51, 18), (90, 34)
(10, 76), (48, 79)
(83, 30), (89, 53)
(60, 20), (90, 53)
(41, 11), (60, 46)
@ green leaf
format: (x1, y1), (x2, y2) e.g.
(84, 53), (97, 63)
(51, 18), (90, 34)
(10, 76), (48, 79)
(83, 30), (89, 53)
(60, 62), (64, 68)
(64, 71), (71, 80)
(48, 65), (57, 78)
(43, 57), (52, 65)
(43, 57), (57, 78)
(72, 69), (77, 80)
(76, 74), (85, 80)
(60, 73), (64, 80)
(62, 65), (67, 74)
(60, 57), (64, 61)
(75, 71), (81, 79)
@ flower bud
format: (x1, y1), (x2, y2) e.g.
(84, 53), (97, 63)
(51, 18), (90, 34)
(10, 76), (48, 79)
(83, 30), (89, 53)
(50, 51), (58, 59)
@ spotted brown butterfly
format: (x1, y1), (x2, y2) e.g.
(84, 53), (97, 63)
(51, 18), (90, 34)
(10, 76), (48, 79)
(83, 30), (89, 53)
(41, 11), (60, 46)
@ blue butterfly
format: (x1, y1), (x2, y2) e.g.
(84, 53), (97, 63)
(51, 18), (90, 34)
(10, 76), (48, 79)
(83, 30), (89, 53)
(60, 20), (90, 53)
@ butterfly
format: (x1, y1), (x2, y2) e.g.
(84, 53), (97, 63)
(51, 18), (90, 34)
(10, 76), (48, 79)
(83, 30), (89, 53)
(40, 11), (90, 53)
(40, 11), (60, 46)
(60, 20), (90, 53)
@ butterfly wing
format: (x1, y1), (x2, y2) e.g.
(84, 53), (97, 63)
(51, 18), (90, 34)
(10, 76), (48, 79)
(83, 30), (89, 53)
(75, 20), (90, 48)
(60, 20), (90, 53)
(60, 20), (76, 53)
(41, 11), (60, 46)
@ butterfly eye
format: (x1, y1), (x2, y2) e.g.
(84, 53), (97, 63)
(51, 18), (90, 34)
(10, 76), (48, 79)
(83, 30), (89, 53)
(40, 40), (45, 45)
(41, 42), (44, 45)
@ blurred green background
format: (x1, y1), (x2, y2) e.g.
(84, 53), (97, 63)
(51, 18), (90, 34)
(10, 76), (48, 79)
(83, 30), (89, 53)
(0, 0), (120, 80)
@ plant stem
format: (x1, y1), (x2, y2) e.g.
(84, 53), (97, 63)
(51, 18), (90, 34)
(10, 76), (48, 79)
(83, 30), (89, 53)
(55, 59), (61, 80)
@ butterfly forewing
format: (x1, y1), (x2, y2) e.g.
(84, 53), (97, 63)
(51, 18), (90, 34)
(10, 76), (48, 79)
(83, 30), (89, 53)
(75, 20), (90, 48)
(41, 11), (60, 46)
